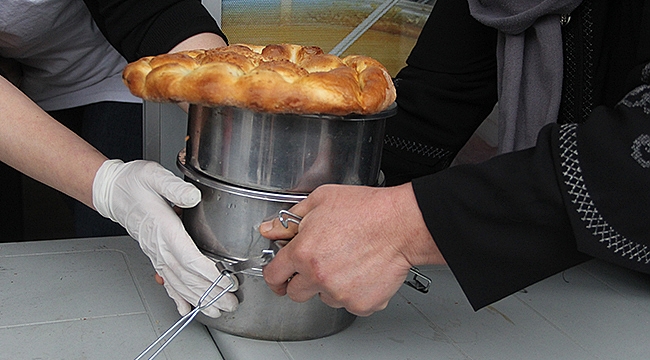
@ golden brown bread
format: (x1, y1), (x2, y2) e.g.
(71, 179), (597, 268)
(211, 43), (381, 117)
(122, 44), (396, 115)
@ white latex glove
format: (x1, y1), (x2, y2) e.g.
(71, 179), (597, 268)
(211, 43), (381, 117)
(92, 159), (238, 318)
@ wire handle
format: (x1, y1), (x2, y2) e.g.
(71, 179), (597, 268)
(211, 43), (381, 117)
(278, 209), (303, 228)
(134, 271), (237, 360)
(404, 267), (431, 294)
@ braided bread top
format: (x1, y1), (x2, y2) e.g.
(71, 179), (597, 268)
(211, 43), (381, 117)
(122, 43), (396, 115)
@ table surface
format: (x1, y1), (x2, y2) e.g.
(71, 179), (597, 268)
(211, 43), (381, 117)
(2, 236), (649, 360)
(0, 236), (221, 360)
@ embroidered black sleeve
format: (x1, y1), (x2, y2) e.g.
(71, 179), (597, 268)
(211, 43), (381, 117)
(559, 123), (650, 265)
(559, 82), (650, 270)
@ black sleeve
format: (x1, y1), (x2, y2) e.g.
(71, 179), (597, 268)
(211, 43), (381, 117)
(83, 0), (228, 62)
(561, 84), (650, 274)
(382, 0), (498, 185)
(411, 81), (650, 310)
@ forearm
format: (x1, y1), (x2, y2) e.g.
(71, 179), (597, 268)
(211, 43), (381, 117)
(382, 0), (498, 183)
(169, 32), (227, 53)
(0, 77), (106, 208)
(166, 32), (228, 112)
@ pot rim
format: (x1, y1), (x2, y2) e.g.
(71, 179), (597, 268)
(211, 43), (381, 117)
(188, 102), (397, 122)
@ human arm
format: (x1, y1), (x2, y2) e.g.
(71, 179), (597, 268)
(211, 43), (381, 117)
(0, 76), (105, 208)
(416, 81), (650, 309)
(261, 81), (649, 315)
(83, 0), (227, 61)
(382, 0), (498, 185)
(0, 75), (236, 317)
(260, 138), (588, 315)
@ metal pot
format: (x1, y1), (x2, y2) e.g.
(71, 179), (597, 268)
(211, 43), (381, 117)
(179, 152), (383, 260)
(178, 156), (356, 340)
(196, 252), (356, 341)
(179, 153), (305, 260)
(185, 103), (396, 194)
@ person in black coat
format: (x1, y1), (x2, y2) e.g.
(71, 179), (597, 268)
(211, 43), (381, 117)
(260, 0), (650, 315)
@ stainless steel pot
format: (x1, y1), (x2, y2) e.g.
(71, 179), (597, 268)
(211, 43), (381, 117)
(185, 103), (396, 194)
(179, 153), (305, 260)
(178, 156), (356, 340)
(197, 252), (356, 341)
(179, 152), (383, 260)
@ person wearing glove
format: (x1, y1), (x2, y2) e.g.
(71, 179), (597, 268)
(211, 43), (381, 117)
(0, 74), (238, 318)
(0, 0), (229, 239)
(1, 0), (239, 317)
(93, 160), (239, 317)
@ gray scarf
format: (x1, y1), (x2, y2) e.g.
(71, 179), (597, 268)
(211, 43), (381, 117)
(467, 0), (582, 153)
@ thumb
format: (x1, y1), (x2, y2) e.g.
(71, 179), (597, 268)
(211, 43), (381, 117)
(259, 201), (312, 240)
(258, 219), (297, 240)
(143, 162), (201, 208)
(257, 186), (327, 239)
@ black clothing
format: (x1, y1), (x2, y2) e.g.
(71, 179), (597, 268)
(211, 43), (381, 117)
(382, 0), (498, 185)
(82, 0), (228, 62)
(72, 0), (225, 236)
(49, 102), (144, 238)
(399, 0), (650, 309)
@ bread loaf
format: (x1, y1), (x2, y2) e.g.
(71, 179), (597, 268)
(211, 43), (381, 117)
(122, 44), (396, 115)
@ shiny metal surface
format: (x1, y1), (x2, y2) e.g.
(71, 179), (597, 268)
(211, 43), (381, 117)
(197, 253), (356, 341)
(178, 156), (305, 260)
(136, 248), (280, 359)
(185, 104), (396, 194)
(178, 159), (355, 340)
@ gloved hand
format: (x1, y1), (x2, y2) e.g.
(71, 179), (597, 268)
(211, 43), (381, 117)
(92, 159), (238, 318)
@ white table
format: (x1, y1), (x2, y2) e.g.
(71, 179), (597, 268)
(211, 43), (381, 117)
(0, 236), (221, 360)
(212, 259), (650, 360)
(2, 236), (649, 359)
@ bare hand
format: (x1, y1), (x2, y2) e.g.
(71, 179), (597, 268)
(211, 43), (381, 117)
(260, 183), (443, 316)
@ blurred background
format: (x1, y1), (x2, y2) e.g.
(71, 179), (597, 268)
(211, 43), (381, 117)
(221, 0), (435, 76)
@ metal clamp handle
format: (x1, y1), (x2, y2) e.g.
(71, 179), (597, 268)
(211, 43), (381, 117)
(278, 209), (302, 228)
(404, 267), (431, 294)
(134, 271), (237, 360)
(134, 247), (279, 360)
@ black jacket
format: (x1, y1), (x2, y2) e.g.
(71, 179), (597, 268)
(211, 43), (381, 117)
(82, 0), (227, 62)
(394, 0), (650, 310)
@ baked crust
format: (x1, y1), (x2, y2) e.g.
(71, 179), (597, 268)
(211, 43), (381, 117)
(122, 44), (396, 115)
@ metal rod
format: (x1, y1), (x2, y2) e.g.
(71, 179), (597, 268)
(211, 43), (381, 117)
(329, 0), (401, 56)
(134, 273), (236, 360)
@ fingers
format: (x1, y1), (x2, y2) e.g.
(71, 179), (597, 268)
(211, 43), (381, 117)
(162, 281), (192, 316)
(261, 197), (320, 296)
(263, 242), (298, 296)
(159, 265), (238, 318)
(140, 161), (201, 208)
(258, 196), (314, 240)
(282, 273), (320, 303)
(258, 215), (299, 240)
(258, 185), (417, 317)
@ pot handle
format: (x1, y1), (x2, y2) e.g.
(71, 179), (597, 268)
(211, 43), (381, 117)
(404, 267), (431, 294)
(278, 209), (302, 228)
